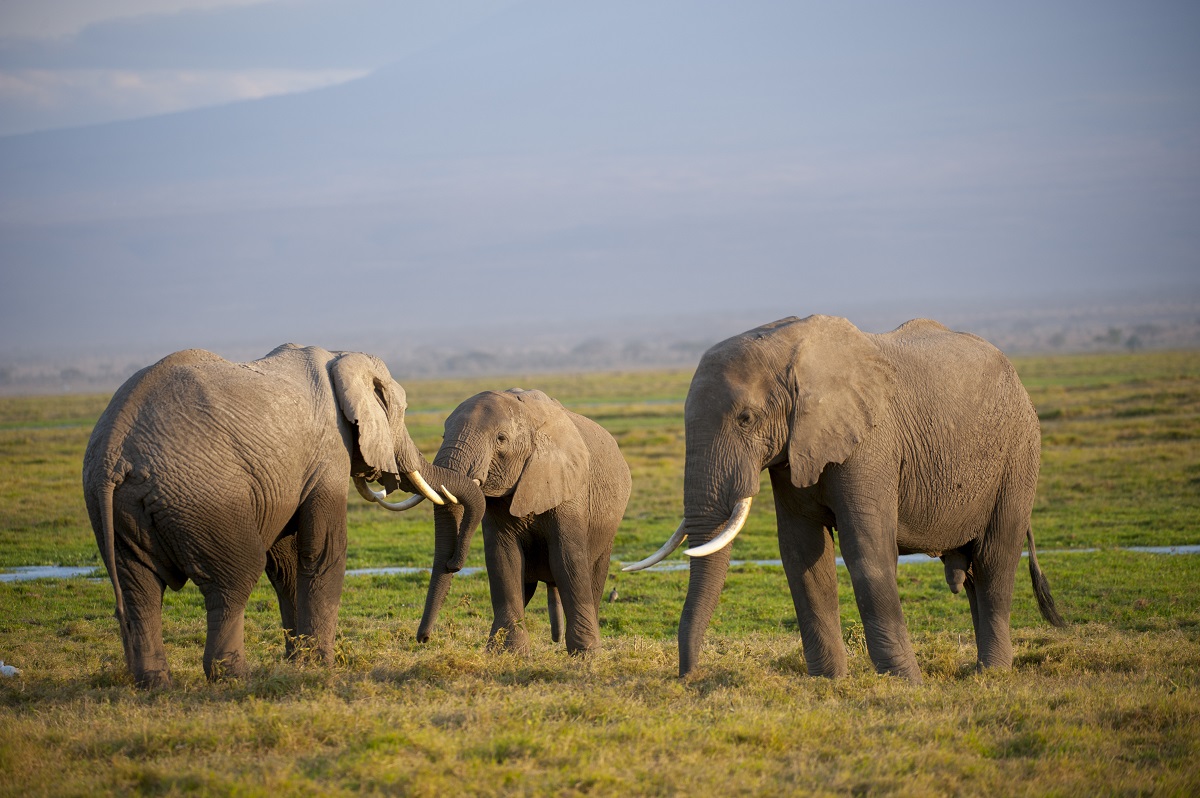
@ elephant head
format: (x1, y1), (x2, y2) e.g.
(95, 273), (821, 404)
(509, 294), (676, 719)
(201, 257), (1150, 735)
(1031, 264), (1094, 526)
(416, 389), (590, 642)
(625, 315), (897, 675)
(329, 351), (471, 511)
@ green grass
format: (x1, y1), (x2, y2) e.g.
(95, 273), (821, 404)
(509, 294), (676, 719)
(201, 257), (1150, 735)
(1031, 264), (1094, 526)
(1, 351), (1199, 796)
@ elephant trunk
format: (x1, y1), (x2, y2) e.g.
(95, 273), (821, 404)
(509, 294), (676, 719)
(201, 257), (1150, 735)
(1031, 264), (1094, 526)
(416, 464), (485, 643)
(675, 442), (759, 676)
(677, 515), (737, 676)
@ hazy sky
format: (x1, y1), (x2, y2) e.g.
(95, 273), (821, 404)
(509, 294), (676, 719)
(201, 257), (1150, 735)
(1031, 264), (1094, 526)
(0, 1), (1197, 362)
(0, 0), (521, 134)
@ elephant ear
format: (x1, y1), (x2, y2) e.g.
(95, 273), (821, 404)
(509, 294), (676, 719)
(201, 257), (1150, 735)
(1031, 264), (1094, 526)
(509, 391), (590, 518)
(786, 316), (897, 488)
(331, 353), (402, 476)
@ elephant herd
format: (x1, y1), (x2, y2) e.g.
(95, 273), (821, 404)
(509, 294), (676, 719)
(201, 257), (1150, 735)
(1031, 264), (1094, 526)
(82, 315), (1066, 689)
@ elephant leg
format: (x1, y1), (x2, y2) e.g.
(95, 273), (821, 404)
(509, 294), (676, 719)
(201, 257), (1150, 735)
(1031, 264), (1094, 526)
(546, 517), (601, 655)
(772, 470), (847, 678)
(779, 525), (847, 677)
(115, 552), (172, 689)
(484, 530), (530, 654)
(194, 529), (264, 681)
(294, 496), (348, 665)
(546, 584), (564, 643)
(265, 534), (299, 659)
(835, 496), (922, 682)
(589, 537), (615, 611)
(198, 582), (252, 681)
(970, 512), (1026, 669)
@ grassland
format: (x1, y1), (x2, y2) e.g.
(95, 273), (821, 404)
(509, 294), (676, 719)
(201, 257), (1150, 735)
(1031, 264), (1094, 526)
(1, 350), (1198, 796)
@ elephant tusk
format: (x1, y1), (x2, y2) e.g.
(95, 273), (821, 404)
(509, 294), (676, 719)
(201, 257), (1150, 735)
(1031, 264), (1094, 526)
(440, 485), (459, 505)
(406, 470), (445, 506)
(375, 493), (426, 511)
(621, 519), (688, 572)
(683, 497), (753, 558)
(353, 476), (382, 504)
(354, 475), (428, 511)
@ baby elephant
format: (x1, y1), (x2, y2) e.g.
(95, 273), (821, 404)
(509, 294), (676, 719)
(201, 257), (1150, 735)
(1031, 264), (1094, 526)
(417, 389), (631, 655)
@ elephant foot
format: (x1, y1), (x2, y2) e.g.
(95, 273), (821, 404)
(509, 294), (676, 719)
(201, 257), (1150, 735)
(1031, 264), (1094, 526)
(487, 624), (530, 655)
(133, 669), (173, 690)
(875, 661), (923, 683)
(804, 657), (849, 679)
(203, 652), (249, 682)
(286, 634), (336, 665)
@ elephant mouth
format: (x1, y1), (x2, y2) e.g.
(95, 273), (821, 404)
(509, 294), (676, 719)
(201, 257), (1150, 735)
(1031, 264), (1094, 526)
(623, 497), (753, 571)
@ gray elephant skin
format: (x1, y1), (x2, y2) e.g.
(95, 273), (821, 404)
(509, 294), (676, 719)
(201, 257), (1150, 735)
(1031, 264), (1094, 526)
(82, 343), (474, 687)
(629, 315), (1065, 681)
(416, 388), (632, 655)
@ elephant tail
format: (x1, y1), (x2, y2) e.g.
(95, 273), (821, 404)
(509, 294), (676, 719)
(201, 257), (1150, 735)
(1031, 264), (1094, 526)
(97, 478), (131, 649)
(1027, 528), (1066, 628)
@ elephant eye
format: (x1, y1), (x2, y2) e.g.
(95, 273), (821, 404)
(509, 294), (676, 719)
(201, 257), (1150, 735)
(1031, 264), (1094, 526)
(736, 410), (757, 429)
(496, 432), (508, 445)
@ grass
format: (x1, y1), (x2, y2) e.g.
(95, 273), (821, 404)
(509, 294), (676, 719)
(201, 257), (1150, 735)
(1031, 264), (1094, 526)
(1, 350), (1199, 795)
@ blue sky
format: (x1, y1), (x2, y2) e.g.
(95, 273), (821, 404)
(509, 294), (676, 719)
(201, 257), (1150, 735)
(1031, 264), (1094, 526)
(0, 1), (1197, 360)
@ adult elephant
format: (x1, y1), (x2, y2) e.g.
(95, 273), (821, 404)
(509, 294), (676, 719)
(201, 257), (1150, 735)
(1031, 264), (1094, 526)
(83, 343), (477, 687)
(626, 316), (1065, 681)
(416, 389), (631, 655)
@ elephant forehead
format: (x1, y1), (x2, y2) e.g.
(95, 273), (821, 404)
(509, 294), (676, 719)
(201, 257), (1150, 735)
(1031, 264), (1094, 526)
(690, 350), (778, 404)
(449, 392), (517, 429)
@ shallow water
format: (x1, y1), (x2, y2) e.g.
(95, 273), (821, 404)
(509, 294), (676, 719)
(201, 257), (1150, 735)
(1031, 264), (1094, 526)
(4, 545), (1198, 583)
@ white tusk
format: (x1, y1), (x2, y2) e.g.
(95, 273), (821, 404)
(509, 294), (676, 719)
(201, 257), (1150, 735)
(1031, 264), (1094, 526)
(375, 493), (426, 511)
(440, 485), (459, 505)
(472, 478), (481, 486)
(621, 519), (688, 572)
(407, 470), (445, 506)
(684, 497), (753, 558)
(353, 476), (382, 504)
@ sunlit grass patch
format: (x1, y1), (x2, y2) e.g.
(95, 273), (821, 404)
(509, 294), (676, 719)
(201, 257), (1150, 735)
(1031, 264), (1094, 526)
(1, 351), (1199, 795)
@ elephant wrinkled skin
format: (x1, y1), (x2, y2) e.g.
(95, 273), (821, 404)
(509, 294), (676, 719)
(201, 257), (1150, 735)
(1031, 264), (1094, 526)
(629, 315), (1066, 681)
(82, 344), (472, 687)
(417, 389), (631, 655)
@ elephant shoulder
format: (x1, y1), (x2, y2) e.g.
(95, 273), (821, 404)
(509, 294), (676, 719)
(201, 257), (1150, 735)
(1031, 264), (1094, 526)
(571, 412), (631, 480)
(887, 318), (951, 340)
(154, 348), (226, 371)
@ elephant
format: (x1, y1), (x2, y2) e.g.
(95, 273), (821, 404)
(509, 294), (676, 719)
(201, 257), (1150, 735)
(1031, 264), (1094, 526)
(82, 343), (477, 687)
(415, 388), (631, 655)
(626, 315), (1065, 681)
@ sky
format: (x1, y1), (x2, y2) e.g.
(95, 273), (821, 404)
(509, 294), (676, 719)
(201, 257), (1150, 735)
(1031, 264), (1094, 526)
(0, 1), (1197, 367)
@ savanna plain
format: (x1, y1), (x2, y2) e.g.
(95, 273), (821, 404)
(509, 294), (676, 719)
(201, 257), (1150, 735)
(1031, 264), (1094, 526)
(1, 350), (1199, 796)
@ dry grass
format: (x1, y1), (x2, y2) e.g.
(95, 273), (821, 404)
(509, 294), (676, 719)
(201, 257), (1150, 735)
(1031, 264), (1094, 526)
(1, 350), (1199, 795)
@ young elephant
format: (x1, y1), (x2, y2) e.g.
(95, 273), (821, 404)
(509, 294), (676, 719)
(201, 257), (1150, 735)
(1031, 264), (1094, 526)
(82, 344), (473, 687)
(417, 389), (631, 655)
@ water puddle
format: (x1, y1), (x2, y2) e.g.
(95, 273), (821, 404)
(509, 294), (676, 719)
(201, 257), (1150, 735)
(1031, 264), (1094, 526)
(4, 545), (1198, 583)
(0, 566), (100, 583)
